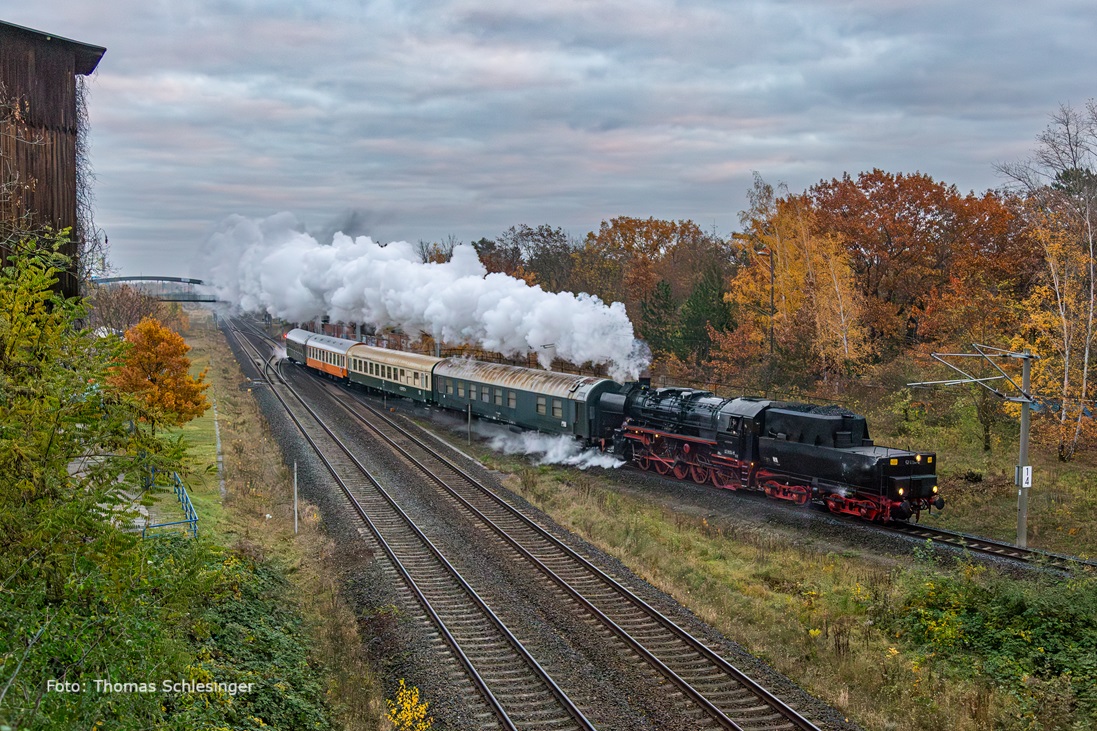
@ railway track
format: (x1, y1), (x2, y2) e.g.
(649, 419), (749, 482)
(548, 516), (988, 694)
(226, 318), (594, 731)
(884, 522), (1097, 571)
(231, 318), (825, 730)
(300, 374), (822, 730)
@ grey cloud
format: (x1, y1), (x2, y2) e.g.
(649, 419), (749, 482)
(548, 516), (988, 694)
(8, 0), (1096, 274)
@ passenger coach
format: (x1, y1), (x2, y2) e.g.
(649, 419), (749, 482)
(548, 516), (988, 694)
(347, 344), (441, 402)
(432, 359), (621, 440)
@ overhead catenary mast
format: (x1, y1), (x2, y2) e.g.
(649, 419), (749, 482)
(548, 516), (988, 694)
(908, 344), (1038, 548)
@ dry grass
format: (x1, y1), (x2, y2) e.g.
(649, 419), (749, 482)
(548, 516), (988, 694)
(181, 309), (386, 730)
(462, 448), (1027, 731)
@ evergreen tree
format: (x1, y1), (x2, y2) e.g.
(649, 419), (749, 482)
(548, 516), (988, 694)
(679, 266), (733, 364)
(639, 280), (681, 358)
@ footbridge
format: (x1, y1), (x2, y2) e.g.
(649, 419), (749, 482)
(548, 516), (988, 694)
(91, 276), (220, 302)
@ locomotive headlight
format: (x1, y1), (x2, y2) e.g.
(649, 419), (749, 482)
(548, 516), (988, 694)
(932, 485), (938, 493)
(916, 454), (922, 463)
(898, 487), (905, 496)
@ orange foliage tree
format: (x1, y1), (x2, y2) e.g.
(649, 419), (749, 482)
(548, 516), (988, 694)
(109, 317), (210, 429)
(810, 170), (983, 354)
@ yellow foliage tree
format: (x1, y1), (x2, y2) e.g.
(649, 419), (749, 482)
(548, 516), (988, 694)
(727, 177), (870, 381)
(1018, 207), (1097, 459)
(109, 317), (210, 429)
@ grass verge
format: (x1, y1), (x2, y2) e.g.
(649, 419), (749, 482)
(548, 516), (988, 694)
(179, 309), (387, 730)
(446, 435), (1097, 731)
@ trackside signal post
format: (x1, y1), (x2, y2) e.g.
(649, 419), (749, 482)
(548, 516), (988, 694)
(909, 345), (1039, 548)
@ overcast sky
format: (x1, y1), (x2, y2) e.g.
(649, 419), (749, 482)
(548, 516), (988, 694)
(10, 1), (1097, 276)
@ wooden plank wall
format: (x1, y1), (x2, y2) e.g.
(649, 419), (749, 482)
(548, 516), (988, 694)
(1, 28), (82, 298)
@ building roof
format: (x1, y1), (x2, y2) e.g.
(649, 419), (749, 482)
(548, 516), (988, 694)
(0, 20), (106, 75)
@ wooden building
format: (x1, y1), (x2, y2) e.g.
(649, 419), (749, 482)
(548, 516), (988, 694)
(1, 20), (105, 298)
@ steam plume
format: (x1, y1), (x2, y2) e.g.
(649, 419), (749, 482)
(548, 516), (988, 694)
(200, 213), (649, 380)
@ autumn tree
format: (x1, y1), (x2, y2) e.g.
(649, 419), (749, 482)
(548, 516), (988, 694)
(472, 236), (524, 277)
(999, 101), (1097, 459)
(724, 174), (870, 383)
(0, 239), (186, 722)
(414, 235), (458, 263)
(109, 317), (210, 429)
(573, 217), (732, 368)
(808, 170), (971, 354)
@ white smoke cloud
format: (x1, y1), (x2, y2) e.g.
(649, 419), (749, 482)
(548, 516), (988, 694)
(479, 424), (625, 470)
(200, 213), (649, 380)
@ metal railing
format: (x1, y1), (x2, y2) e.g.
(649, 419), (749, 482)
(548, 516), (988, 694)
(142, 471), (198, 538)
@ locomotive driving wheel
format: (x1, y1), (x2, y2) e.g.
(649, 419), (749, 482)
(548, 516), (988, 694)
(689, 464), (711, 484)
(672, 461), (690, 480)
(649, 436), (676, 476)
(710, 467), (737, 489)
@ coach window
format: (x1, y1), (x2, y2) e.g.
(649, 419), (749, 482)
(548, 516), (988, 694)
(413, 372), (420, 385)
(552, 399), (563, 418)
(482, 388), (490, 402)
(446, 379), (454, 395)
(508, 391), (516, 409)
(494, 389), (502, 406)
(536, 396), (546, 415)
(470, 385), (477, 401)
(457, 382), (465, 397)
(400, 368), (406, 383)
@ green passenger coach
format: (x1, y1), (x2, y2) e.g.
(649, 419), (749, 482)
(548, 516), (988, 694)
(432, 359), (622, 439)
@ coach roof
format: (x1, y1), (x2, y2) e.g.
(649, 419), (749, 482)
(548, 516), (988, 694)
(434, 358), (614, 400)
(347, 344), (443, 370)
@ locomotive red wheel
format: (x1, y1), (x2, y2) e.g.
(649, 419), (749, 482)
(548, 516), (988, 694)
(690, 464), (710, 484)
(636, 455), (652, 471)
(858, 503), (879, 521)
(672, 461), (690, 480)
(654, 460), (672, 475)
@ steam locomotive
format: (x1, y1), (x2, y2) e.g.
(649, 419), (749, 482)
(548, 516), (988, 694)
(603, 384), (943, 522)
(283, 328), (943, 522)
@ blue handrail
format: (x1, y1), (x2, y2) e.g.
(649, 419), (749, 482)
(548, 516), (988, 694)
(142, 471), (198, 538)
